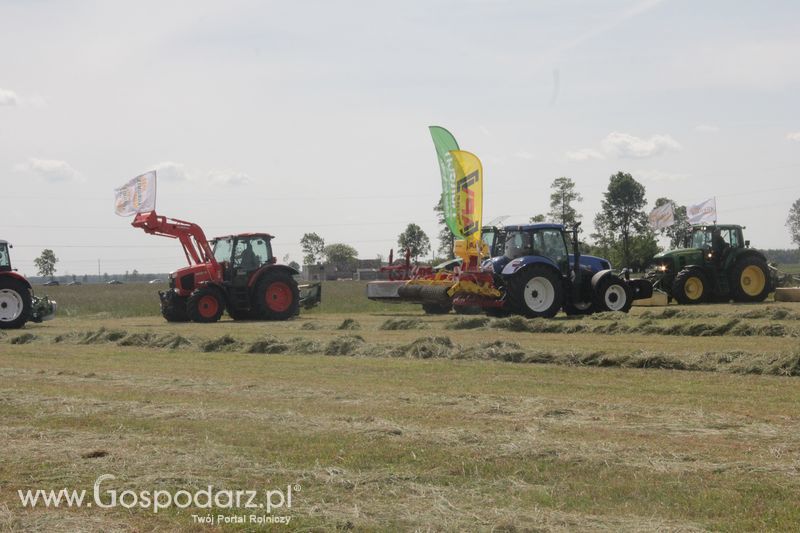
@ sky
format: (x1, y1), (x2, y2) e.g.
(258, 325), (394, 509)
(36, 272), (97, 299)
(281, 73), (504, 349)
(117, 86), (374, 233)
(1, 0), (799, 277)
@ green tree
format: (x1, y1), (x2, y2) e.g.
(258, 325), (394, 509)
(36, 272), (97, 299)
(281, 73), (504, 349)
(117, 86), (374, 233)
(653, 197), (691, 249)
(592, 172), (649, 267)
(529, 214), (546, 223)
(547, 177), (583, 229)
(300, 233), (325, 266)
(434, 198), (454, 258)
(323, 243), (359, 272)
(787, 198), (800, 248)
(397, 223), (431, 262)
(34, 249), (58, 278)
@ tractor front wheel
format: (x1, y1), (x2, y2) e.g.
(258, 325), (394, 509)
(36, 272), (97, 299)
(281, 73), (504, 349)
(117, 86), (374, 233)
(0, 277), (31, 329)
(507, 266), (563, 318)
(160, 291), (189, 322)
(256, 272), (300, 320)
(593, 276), (633, 313)
(731, 257), (770, 302)
(672, 269), (709, 305)
(187, 287), (225, 323)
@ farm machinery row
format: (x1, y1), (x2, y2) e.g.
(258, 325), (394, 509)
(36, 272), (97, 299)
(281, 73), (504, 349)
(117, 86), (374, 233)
(367, 127), (653, 318)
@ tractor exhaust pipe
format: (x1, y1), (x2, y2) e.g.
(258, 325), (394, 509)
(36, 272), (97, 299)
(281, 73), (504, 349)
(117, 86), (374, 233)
(571, 223), (582, 301)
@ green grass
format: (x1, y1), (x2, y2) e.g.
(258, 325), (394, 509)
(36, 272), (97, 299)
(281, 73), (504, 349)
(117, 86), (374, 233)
(4, 286), (800, 530)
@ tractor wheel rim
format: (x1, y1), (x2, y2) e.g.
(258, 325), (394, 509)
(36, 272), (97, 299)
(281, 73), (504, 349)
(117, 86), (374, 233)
(266, 282), (292, 312)
(0, 289), (24, 322)
(685, 276), (703, 300)
(197, 295), (219, 318)
(604, 285), (627, 311)
(523, 277), (554, 312)
(740, 265), (766, 296)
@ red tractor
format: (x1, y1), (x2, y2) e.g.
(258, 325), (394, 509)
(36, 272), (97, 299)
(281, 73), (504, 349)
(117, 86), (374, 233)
(132, 211), (312, 323)
(0, 240), (57, 329)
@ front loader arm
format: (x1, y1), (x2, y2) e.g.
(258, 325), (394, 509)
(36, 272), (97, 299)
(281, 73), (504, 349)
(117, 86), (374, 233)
(132, 210), (219, 270)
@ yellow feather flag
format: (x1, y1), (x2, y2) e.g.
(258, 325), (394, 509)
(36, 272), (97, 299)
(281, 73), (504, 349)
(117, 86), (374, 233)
(450, 150), (483, 245)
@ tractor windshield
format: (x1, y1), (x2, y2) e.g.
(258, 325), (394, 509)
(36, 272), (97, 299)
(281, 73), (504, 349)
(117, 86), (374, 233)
(234, 237), (272, 270)
(212, 238), (234, 264)
(690, 229), (713, 249)
(504, 229), (568, 265)
(0, 243), (9, 270)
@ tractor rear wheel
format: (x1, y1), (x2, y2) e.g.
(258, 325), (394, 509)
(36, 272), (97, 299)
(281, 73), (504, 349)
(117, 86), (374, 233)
(256, 272), (299, 320)
(0, 277), (31, 329)
(672, 269), (709, 305)
(593, 276), (633, 313)
(187, 287), (225, 323)
(730, 257), (770, 302)
(507, 265), (563, 318)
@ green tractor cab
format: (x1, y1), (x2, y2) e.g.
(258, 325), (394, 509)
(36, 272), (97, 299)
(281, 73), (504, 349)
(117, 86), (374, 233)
(647, 224), (771, 304)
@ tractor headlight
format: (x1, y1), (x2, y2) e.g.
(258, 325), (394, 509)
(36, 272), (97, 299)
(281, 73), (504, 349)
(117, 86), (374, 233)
(656, 264), (668, 272)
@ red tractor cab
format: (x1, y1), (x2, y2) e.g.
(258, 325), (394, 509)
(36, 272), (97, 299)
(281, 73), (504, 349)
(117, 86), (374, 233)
(132, 211), (301, 323)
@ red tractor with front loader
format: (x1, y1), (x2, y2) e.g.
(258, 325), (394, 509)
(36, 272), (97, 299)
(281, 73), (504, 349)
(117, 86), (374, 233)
(132, 211), (318, 323)
(0, 240), (57, 329)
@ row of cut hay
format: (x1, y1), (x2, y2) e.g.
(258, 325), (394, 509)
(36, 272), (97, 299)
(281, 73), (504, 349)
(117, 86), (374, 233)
(12, 327), (800, 377)
(446, 316), (795, 337)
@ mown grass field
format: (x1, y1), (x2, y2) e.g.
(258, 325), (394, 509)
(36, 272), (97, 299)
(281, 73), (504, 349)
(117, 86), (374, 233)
(2, 282), (800, 531)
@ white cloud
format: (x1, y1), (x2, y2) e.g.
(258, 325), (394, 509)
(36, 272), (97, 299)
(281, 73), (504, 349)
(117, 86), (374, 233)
(637, 169), (690, 182)
(0, 88), (19, 106)
(208, 170), (252, 186)
(513, 151), (536, 160)
(601, 132), (681, 159)
(695, 124), (720, 133)
(787, 132), (800, 142)
(565, 148), (605, 161)
(153, 161), (191, 182)
(14, 158), (82, 182)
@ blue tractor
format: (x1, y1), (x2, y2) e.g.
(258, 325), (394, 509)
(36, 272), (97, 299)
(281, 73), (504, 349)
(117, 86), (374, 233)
(478, 223), (651, 317)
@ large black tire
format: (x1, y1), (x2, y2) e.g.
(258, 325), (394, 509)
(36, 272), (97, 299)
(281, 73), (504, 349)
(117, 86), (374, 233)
(506, 265), (564, 318)
(160, 292), (189, 322)
(0, 277), (31, 329)
(187, 287), (225, 323)
(593, 275), (633, 313)
(422, 303), (451, 314)
(672, 269), (709, 305)
(730, 256), (771, 303)
(255, 271), (300, 320)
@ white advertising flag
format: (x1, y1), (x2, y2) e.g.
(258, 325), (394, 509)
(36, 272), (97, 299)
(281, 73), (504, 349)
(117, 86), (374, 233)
(687, 197), (717, 225)
(648, 202), (675, 230)
(115, 171), (157, 216)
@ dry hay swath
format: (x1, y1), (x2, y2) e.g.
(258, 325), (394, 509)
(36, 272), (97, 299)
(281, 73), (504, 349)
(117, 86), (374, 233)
(379, 318), (429, 330)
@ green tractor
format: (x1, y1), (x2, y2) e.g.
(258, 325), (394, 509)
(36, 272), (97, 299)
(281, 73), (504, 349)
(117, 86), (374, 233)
(647, 224), (771, 304)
